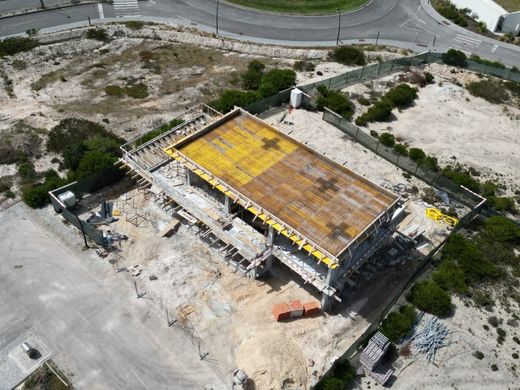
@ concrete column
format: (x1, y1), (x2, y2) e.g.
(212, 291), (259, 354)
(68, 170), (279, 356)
(185, 168), (192, 186)
(267, 225), (275, 245)
(321, 267), (336, 310)
(225, 194), (232, 214)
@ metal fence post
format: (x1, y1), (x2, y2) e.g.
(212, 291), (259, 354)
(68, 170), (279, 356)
(355, 126), (360, 140)
(375, 140), (380, 153)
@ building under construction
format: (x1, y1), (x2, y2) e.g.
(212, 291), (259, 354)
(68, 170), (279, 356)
(120, 105), (402, 308)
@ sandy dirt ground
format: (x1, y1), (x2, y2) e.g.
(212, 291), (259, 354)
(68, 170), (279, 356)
(342, 64), (520, 196)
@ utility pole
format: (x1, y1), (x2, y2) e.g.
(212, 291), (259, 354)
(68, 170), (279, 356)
(39, 0), (45, 9)
(336, 8), (341, 45)
(216, 0), (220, 35)
(375, 31), (380, 46)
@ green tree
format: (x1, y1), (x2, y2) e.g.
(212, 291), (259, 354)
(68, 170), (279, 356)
(442, 49), (467, 67)
(410, 280), (452, 317)
(379, 132), (395, 147)
(241, 60), (265, 90)
(329, 46), (366, 65)
(75, 151), (117, 180)
(257, 69), (296, 97)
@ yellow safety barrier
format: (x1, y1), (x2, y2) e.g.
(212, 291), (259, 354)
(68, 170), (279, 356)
(425, 208), (458, 227)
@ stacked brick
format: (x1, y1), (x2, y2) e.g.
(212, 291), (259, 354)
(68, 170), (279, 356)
(272, 300), (321, 321)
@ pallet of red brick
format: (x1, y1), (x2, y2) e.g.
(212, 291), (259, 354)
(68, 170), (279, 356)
(303, 301), (321, 317)
(288, 300), (304, 318)
(272, 303), (291, 321)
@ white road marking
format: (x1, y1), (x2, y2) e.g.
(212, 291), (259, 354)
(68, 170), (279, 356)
(130, 368), (148, 389)
(97, 3), (104, 19)
(491, 44), (498, 53)
(113, 0), (139, 17)
(453, 34), (482, 47)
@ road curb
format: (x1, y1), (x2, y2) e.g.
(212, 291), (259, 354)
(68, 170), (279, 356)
(219, 0), (375, 17)
(0, 1), (100, 20)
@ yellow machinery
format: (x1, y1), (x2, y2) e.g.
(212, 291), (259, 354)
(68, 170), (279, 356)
(425, 208), (459, 226)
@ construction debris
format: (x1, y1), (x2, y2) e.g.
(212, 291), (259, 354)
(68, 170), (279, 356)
(87, 201), (116, 225)
(412, 317), (450, 363)
(127, 264), (143, 277)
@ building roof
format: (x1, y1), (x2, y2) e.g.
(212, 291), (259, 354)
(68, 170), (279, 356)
(165, 109), (399, 264)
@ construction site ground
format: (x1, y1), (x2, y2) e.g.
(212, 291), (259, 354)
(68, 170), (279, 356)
(64, 105), (457, 389)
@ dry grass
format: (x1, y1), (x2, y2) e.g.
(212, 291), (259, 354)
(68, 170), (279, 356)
(494, 0), (520, 12)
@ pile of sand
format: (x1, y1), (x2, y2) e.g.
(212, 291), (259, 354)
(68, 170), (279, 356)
(236, 330), (308, 390)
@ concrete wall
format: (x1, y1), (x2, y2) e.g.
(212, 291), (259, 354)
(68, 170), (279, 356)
(450, 0), (507, 31)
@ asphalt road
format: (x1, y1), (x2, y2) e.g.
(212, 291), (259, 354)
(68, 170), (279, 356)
(0, 204), (227, 389)
(0, 0), (519, 66)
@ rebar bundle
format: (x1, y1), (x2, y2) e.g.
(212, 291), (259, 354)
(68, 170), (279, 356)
(413, 317), (450, 363)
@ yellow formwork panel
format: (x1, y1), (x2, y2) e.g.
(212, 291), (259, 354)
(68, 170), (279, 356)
(165, 151), (339, 269)
(164, 110), (399, 263)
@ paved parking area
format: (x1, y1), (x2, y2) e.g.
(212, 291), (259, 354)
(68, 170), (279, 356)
(0, 204), (227, 390)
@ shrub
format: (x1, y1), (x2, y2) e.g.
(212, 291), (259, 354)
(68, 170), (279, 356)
(409, 280), (452, 317)
(357, 96), (371, 106)
(482, 216), (520, 244)
(293, 60), (315, 72)
(105, 85), (125, 97)
(105, 83), (148, 99)
(356, 99), (394, 125)
(316, 86), (354, 119)
(437, 4), (468, 27)
(466, 80), (508, 104)
(394, 143), (408, 156)
(442, 49), (467, 68)
(17, 161), (37, 183)
(470, 54), (505, 69)
(209, 89), (260, 113)
(424, 72), (434, 84)
(442, 166), (480, 193)
(47, 118), (123, 153)
(22, 185), (49, 208)
(432, 260), (468, 294)
(125, 83), (149, 99)
(370, 130), (379, 138)
(74, 150), (117, 180)
(491, 364), (498, 371)
(86, 28), (109, 42)
(63, 143), (87, 170)
(0, 37), (39, 57)
(379, 132), (395, 147)
(242, 60), (265, 90)
(423, 155), (440, 171)
(487, 196), (517, 213)
(441, 233), (499, 283)
(257, 69), (296, 97)
(473, 351), (484, 360)
(124, 21), (144, 30)
(380, 304), (417, 342)
(21, 170), (68, 208)
(480, 181), (497, 197)
(385, 84), (418, 107)
(314, 360), (355, 390)
(408, 147), (426, 162)
(329, 46), (366, 66)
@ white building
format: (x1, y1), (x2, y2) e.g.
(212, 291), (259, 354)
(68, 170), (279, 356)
(450, 0), (520, 35)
